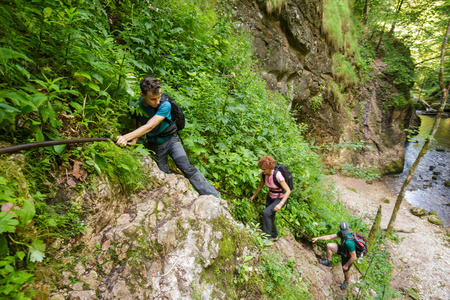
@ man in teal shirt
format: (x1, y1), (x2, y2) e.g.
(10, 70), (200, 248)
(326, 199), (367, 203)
(312, 222), (357, 290)
(116, 77), (219, 197)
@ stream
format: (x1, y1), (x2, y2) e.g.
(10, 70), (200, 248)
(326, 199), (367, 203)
(383, 113), (450, 227)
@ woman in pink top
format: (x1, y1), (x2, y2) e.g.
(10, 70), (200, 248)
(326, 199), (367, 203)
(249, 155), (291, 243)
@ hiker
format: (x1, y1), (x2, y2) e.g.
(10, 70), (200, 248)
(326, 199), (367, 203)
(116, 76), (219, 197)
(249, 155), (291, 243)
(311, 221), (357, 290)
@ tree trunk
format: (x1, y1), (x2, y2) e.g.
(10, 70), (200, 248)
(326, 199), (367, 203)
(375, 23), (386, 53)
(363, 0), (370, 25)
(389, 0), (405, 36)
(367, 205), (381, 253)
(387, 19), (450, 233)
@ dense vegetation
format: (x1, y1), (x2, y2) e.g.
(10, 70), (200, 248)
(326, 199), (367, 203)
(2, 0), (447, 298)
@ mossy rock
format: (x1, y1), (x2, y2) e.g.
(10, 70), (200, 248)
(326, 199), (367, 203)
(444, 181), (450, 188)
(411, 206), (426, 216)
(428, 210), (438, 216)
(428, 215), (443, 226)
(383, 161), (403, 174)
(382, 198), (390, 204)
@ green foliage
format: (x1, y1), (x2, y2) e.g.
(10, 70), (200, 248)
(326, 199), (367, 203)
(0, 252), (34, 300)
(260, 253), (311, 299)
(380, 38), (415, 98)
(341, 164), (381, 182)
(350, 234), (400, 299)
(319, 140), (373, 153)
(0, 176), (41, 299)
(332, 54), (359, 87)
(310, 95), (323, 111)
(323, 0), (368, 86)
(326, 80), (345, 104)
(265, 0), (288, 14)
(83, 141), (150, 193)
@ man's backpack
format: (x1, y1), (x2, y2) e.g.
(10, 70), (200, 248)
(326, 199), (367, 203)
(263, 164), (294, 194)
(158, 93), (186, 137)
(342, 232), (368, 257)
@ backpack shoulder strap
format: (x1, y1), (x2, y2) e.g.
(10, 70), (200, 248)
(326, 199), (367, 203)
(342, 234), (355, 246)
(155, 94), (172, 124)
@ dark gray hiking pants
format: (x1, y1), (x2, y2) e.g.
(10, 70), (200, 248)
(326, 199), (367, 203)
(146, 135), (219, 197)
(263, 194), (281, 239)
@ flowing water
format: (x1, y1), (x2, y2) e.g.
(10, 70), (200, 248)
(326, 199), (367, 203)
(384, 113), (450, 226)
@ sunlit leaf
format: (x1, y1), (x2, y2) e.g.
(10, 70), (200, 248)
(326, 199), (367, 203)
(28, 239), (46, 262)
(17, 200), (35, 226)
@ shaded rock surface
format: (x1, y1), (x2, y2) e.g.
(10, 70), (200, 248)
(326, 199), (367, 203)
(235, 0), (414, 174)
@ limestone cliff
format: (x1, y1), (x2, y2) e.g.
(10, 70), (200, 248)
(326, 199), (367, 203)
(235, 0), (414, 174)
(35, 156), (338, 299)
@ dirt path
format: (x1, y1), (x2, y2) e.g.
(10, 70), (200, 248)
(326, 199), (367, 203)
(327, 175), (450, 300)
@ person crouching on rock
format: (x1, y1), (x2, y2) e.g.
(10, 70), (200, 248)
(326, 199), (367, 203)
(311, 221), (356, 290)
(116, 76), (219, 197)
(249, 155), (291, 244)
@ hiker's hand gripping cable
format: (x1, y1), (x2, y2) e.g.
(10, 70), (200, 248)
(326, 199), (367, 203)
(116, 115), (165, 147)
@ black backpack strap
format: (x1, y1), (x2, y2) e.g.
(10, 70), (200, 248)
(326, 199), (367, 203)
(156, 94), (172, 125)
(341, 236), (351, 257)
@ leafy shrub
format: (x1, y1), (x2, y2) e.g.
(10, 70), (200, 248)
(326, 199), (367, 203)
(332, 54), (359, 87)
(260, 253), (311, 299)
(83, 141), (150, 194)
(351, 234), (400, 299)
(341, 164), (381, 182)
(380, 38), (415, 101)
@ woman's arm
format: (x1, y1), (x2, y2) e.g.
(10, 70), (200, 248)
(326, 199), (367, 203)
(249, 178), (264, 201)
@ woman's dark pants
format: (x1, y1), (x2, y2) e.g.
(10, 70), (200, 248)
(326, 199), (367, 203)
(263, 194), (281, 239)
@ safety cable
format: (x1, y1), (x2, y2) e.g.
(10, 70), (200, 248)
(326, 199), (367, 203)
(0, 138), (117, 154)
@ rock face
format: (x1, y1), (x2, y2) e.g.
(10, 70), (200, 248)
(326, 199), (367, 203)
(236, 0), (414, 174)
(42, 156), (333, 299)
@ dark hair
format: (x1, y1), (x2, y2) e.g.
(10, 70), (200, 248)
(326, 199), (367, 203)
(257, 155), (275, 170)
(140, 77), (161, 96)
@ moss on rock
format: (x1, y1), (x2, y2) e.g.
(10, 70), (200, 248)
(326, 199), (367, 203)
(428, 215), (443, 226)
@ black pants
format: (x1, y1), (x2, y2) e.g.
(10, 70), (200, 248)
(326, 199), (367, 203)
(146, 135), (219, 197)
(263, 194), (281, 239)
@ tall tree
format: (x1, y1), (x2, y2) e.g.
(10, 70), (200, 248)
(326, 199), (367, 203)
(387, 18), (450, 233)
(363, 0), (370, 25)
(388, 0), (405, 36)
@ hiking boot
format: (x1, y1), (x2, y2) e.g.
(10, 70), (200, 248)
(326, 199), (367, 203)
(270, 236), (279, 242)
(319, 259), (332, 267)
(340, 281), (349, 290)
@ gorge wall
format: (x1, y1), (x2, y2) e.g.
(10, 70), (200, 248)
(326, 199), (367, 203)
(30, 156), (338, 299)
(235, 0), (415, 174)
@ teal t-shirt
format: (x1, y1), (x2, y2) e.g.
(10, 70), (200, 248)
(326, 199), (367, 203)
(337, 231), (356, 253)
(135, 96), (173, 144)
